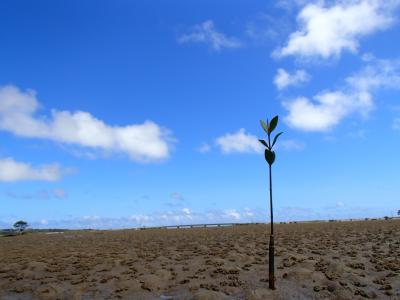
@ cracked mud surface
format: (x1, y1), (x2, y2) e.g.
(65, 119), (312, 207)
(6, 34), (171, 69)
(1, 220), (399, 299)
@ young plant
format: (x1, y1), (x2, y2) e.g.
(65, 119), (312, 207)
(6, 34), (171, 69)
(13, 220), (28, 235)
(259, 115), (282, 290)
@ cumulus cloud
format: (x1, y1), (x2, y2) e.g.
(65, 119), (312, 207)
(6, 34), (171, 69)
(284, 91), (373, 131)
(274, 68), (310, 90)
(215, 128), (262, 154)
(178, 20), (242, 51)
(0, 158), (66, 182)
(0, 85), (173, 162)
(274, 0), (399, 59)
(284, 58), (400, 131)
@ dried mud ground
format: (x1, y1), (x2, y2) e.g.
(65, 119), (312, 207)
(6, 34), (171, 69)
(0, 220), (399, 300)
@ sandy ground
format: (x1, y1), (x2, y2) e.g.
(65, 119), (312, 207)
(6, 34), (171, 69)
(0, 220), (399, 299)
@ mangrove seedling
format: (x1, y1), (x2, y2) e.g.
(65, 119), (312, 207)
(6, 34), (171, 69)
(259, 115), (282, 290)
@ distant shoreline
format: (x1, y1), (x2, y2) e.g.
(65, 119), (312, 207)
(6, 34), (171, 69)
(1, 216), (399, 234)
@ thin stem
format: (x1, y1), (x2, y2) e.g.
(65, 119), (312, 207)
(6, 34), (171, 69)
(269, 164), (273, 235)
(268, 163), (275, 289)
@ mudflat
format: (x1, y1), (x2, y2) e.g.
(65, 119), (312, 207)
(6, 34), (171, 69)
(0, 220), (399, 299)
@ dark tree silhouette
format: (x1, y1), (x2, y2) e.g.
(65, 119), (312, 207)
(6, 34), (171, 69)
(13, 220), (28, 235)
(259, 115), (282, 290)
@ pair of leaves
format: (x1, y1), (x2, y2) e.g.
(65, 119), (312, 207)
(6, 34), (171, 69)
(259, 116), (283, 150)
(260, 116), (279, 135)
(259, 115), (281, 165)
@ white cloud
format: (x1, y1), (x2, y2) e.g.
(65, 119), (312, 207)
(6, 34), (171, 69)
(0, 85), (173, 162)
(223, 209), (241, 220)
(0, 158), (65, 182)
(393, 118), (400, 130)
(274, 68), (310, 90)
(243, 207), (254, 217)
(215, 128), (263, 154)
(275, 0), (398, 59)
(346, 58), (400, 91)
(284, 91), (373, 131)
(284, 58), (400, 131)
(182, 207), (191, 215)
(336, 201), (345, 207)
(178, 20), (241, 51)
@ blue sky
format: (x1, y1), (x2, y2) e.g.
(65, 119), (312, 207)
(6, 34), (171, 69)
(1, 0), (400, 229)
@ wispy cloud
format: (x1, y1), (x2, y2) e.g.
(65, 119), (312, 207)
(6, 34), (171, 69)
(0, 85), (174, 162)
(5, 188), (68, 199)
(393, 118), (400, 130)
(0, 158), (70, 182)
(197, 143), (211, 153)
(170, 192), (184, 201)
(274, 0), (399, 59)
(279, 139), (305, 150)
(164, 192), (187, 208)
(178, 20), (242, 51)
(52, 188), (68, 199)
(274, 68), (310, 90)
(215, 128), (262, 154)
(283, 58), (400, 131)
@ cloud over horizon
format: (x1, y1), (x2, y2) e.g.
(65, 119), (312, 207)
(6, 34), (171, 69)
(2, 204), (395, 230)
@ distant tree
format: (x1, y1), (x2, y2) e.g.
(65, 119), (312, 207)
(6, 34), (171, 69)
(259, 115), (283, 290)
(13, 220), (28, 235)
(398, 210), (400, 216)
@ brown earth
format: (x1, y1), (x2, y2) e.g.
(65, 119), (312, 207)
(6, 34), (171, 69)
(0, 220), (399, 299)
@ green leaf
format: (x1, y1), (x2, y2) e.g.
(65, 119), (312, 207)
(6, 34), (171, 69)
(258, 139), (269, 148)
(260, 120), (269, 133)
(268, 116), (279, 134)
(264, 149), (276, 165)
(271, 132), (283, 148)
